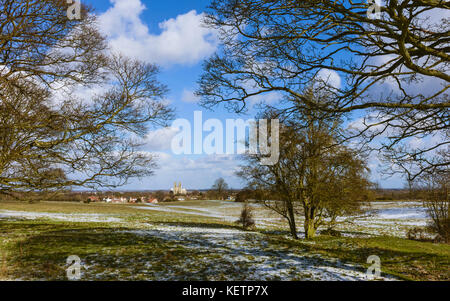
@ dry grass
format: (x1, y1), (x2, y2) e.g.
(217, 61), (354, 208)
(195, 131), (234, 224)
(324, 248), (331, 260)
(0, 200), (448, 281)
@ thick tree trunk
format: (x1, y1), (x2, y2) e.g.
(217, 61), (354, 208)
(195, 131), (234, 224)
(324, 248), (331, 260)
(287, 202), (298, 239)
(304, 218), (316, 239)
(287, 217), (298, 239)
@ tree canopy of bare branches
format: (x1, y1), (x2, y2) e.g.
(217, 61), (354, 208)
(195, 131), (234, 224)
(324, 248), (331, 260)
(212, 177), (229, 200)
(0, 0), (173, 193)
(238, 90), (372, 239)
(197, 0), (449, 181)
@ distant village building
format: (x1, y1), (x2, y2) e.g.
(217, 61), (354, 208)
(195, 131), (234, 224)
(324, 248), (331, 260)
(171, 182), (187, 195)
(114, 197), (127, 204)
(103, 196), (127, 204)
(87, 196), (99, 202)
(128, 197), (138, 204)
(97, 194), (158, 204)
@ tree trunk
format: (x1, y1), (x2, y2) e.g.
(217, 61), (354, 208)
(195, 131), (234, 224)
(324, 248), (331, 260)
(287, 217), (298, 239)
(304, 218), (316, 239)
(287, 202), (298, 239)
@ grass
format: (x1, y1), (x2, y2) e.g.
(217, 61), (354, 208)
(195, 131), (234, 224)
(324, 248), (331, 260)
(0, 200), (448, 281)
(0, 200), (152, 214)
(0, 221), (267, 281)
(0, 220), (184, 280)
(0, 201), (247, 280)
(265, 235), (450, 281)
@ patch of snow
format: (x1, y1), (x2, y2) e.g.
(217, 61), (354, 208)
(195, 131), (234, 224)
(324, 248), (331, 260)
(135, 201), (431, 239)
(135, 202), (281, 226)
(119, 224), (397, 281)
(0, 210), (122, 223)
(134, 205), (237, 222)
(375, 207), (427, 220)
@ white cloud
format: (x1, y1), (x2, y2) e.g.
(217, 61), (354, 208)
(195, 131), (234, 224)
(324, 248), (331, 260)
(408, 137), (424, 149)
(248, 91), (282, 107)
(348, 113), (388, 134)
(240, 80), (283, 107)
(125, 152), (242, 190)
(143, 127), (180, 151)
(369, 53), (448, 98)
(181, 89), (200, 103)
(160, 153), (241, 188)
(316, 69), (342, 89)
(98, 0), (218, 66)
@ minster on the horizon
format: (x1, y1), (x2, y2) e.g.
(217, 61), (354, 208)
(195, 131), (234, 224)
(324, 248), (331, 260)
(171, 182), (188, 195)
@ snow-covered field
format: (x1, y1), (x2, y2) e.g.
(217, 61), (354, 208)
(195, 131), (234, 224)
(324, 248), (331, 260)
(135, 201), (429, 238)
(0, 210), (122, 223)
(346, 202), (429, 237)
(120, 224), (395, 281)
(0, 201), (434, 280)
(136, 201), (286, 227)
(0, 201), (428, 238)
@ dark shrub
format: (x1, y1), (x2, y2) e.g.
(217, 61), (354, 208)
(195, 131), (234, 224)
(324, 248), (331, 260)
(407, 227), (429, 241)
(236, 203), (255, 230)
(320, 228), (342, 237)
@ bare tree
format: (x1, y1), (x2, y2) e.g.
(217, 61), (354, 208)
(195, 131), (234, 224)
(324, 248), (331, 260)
(197, 0), (449, 181)
(419, 162), (449, 243)
(238, 91), (372, 239)
(0, 0), (173, 194)
(154, 191), (166, 203)
(212, 177), (229, 200)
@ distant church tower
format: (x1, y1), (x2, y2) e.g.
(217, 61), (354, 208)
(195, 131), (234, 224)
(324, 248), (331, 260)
(171, 181), (187, 195)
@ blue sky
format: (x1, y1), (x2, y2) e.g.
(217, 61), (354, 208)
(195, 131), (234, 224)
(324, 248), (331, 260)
(81, 0), (405, 190)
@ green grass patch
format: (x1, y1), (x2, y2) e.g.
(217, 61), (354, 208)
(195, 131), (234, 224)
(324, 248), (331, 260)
(265, 235), (450, 281)
(1, 201), (448, 281)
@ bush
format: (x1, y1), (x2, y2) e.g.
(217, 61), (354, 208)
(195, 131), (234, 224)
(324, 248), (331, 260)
(236, 203), (255, 230)
(424, 184), (449, 243)
(415, 172), (449, 244)
(433, 234), (446, 244)
(320, 228), (342, 237)
(407, 227), (429, 241)
(425, 201), (449, 243)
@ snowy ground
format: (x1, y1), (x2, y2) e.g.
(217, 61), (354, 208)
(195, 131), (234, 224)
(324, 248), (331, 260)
(0, 201), (428, 237)
(344, 202), (429, 237)
(135, 201), (430, 238)
(0, 210), (122, 223)
(136, 201), (286, 228)
(0, 201), (435, 280)
(119, 224), (395, 281)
